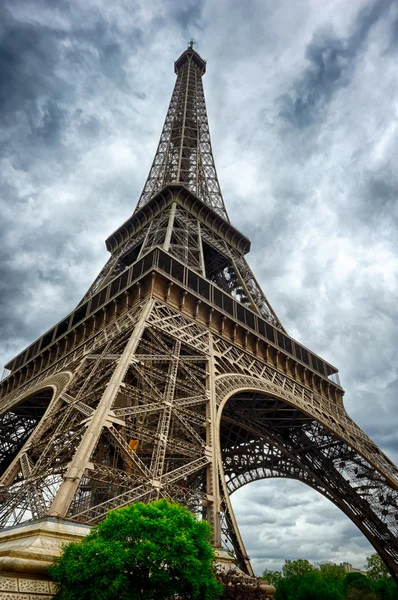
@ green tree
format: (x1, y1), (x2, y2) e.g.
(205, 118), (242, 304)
(261, 569), (283, 587)
(282, 559), (314, 579)
(317, 562), (345, 587)
(295, 572), (344, 600)
(49, 499), (222, 600)
(386, 579), (398, 600)
(274, 577), (295, 600)
(374, 578), (390, 600)
(344, 572), (376, 600)
(366, 553), (391, 581)
(373, 578), (398, 600)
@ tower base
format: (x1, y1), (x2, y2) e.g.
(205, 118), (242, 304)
(0, 518), (90, 598)
(214, 548), (276, 598)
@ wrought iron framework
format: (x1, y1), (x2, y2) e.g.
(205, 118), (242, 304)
(135, 47), (228, 220)
(1, 45), (397, 580)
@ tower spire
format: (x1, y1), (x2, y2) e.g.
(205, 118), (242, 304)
(135, 47), (229, 221)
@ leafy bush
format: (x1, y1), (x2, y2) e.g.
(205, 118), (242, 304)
(49, 499), (222, 600)
(343, 573), (376, 600)
(295, 573), (343, 600)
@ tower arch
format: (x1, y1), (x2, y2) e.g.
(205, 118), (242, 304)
(0, 387), (54, 479)
(0, 372), (72, 483)
(216, 380), (398, 578)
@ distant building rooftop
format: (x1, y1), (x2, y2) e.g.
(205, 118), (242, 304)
(342, 562), (367, 576)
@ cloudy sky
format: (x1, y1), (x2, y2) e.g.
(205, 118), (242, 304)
(1, 0), (397, 575)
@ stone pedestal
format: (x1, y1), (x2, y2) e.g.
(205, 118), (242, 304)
(214, 547), (237, 571)
(0, 518), (90, 599)
(214, 548), (275, 598)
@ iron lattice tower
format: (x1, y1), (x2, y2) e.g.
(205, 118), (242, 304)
(1, 46), (397, 579)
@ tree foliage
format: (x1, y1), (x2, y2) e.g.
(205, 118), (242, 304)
(366, 553), (391, 582)
(344, 573), (376, 600)
(317, 561), (345, 586)
(374, 578), (398, 600)
(261, 569), (283, 587)
(295, 572), (344, 600)
(49, 499), (222, 600)
(282, 559), (314, 579)
(266, 556), (398, 600)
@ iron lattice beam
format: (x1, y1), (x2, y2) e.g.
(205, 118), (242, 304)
(135, 47), (228, 221)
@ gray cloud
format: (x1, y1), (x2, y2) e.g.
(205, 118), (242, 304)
(279, 0), (395, 127)
(0, 0), (153, 362)
(389, 17), (398, 50)
(168, 0), (206, 31)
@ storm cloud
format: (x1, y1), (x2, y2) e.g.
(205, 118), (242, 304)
(279, 0), (396, 127)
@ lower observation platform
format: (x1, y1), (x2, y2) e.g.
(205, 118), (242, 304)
(2, 247), (341, 402)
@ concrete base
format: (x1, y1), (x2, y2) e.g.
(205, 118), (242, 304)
(214, 548), (275, 598)
(0, 518), (90, 599)
(214, 547), (237, 571)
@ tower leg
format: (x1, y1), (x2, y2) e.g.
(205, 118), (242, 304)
(207, 334), (222, 546)
(49, 299), (155, 518)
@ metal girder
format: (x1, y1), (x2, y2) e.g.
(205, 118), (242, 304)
(78, 225), (150, 305)
(1, 296), (398, 578)
(135, 49), (228, 221)
(218, 392), (398, 577)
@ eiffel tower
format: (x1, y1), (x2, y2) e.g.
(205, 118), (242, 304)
(1, 44), (397, 581)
